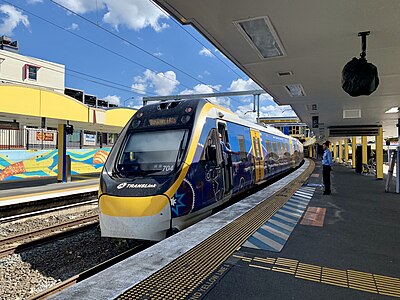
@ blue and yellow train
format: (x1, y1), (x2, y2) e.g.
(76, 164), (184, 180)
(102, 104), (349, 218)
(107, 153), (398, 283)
(99, 99), (304, 241)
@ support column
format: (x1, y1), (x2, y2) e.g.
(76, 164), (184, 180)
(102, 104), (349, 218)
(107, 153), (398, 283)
(57, 124), (67, 183)
(397, 118), (400, 193)
(362, 136), (368, 166)
(338, 140), (343, 163)
(333, 141), (337, 161)
(352, 137), (356, 168)
(375, 127), (383, 179)
(344, 139), (349, 163)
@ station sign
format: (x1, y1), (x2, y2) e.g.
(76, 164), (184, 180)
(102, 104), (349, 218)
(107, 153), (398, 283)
(36, 132), (54, 141)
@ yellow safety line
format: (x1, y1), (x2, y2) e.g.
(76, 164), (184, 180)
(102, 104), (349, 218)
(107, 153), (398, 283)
(116, 160), (315, 300)
(234, 254), (400, 298)
(0, 184), (98, 201)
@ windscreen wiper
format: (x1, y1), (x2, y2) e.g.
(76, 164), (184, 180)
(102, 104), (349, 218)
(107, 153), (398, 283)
(174, 131), (187, 169)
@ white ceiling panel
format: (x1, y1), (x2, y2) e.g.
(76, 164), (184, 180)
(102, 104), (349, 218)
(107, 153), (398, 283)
(155, 0), (400, 139)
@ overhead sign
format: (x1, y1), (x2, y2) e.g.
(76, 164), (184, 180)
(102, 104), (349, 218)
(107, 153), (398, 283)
(0, 121), (19, 130)
(312, 116), (319, 128)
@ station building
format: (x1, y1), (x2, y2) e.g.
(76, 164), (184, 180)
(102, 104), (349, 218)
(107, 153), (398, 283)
(0, 36), (136, 182)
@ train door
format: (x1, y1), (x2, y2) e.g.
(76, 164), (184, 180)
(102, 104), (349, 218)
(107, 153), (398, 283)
(200, 128), (225, 204)
(217, 122), (233, 194)
(250, 129), (265, 183)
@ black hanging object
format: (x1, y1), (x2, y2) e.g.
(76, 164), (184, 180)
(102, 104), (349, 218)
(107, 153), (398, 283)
(342, 31), (379, 97)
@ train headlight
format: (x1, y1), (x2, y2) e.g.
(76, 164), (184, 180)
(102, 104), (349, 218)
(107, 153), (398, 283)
(132, 119), (141, 128)
(180, 114), (191, 124)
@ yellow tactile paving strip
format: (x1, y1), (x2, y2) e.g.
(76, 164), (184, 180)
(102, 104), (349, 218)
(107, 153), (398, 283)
(116, 160), (315, 300)
(234, 253), (400, 298)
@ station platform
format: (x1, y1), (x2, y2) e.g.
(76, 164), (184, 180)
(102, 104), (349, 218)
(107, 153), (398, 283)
(0, 174), (99, 208)
(52, 159), (400, 300)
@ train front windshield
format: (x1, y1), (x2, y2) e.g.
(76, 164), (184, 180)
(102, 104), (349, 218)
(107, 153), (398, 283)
(117, 129), (189, 176)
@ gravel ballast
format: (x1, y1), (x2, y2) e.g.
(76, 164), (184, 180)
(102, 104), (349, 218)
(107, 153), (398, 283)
(0, 205), (139, 299)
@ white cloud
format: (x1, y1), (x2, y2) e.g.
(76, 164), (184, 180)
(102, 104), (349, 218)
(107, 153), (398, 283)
(132, 69), (179, 96)
(131, 82), (147, 95)
(53, 0), (100, 14)
(210, 96), (231, 107)
(129, 96), (144, 109)
(67, 22), (79, 30)
(199, 47), (213, 57)
(180, 84), (230, 108)
(103, 95), (120, 106)
(102, 0), (169, 32)
(229, 78), (260, 92)
(54, 0), (169, 32)
(204, 70), (211, 76)
(153, 52), (163, 57)
(235, 103), (296, 123)
(235, 103), (257, 122)
(27, 0), (43, 4)
(0, 5), (30, 36)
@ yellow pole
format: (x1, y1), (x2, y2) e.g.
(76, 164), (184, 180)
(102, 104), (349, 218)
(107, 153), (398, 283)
(333, 141), (337, 161)
(344, 139), (349, 163)
(362, 136), (368, 165)
(57, 124), (66, 182)
(376, 127), (383, 179)
(309, 145), (313, 158)
(352, 137), (356, 168)
(338, 140), (343, 163)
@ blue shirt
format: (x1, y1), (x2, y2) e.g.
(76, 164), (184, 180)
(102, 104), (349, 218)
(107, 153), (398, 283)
(220, 141), (232, 154)
(322, 149), (333, 166)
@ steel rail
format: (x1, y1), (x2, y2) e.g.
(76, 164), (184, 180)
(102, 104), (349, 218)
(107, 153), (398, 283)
(0, 215), (99, 258)
(29, 241), (152, 300)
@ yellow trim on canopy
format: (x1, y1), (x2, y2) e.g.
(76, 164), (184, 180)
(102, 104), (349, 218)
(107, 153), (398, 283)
(0, 85), (136, 128)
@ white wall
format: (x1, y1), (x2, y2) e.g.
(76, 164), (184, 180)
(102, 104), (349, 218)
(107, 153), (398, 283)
(0, 49), (65, 93)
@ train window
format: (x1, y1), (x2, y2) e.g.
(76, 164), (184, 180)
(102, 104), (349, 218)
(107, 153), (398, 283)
(265, 140), (271, 156)
(272, 142), (277, 158)
(238, 135), (247, 161)
(117, 129), (189, 176)
(200, 129), (218, 166)
(277, 142), (282, 157)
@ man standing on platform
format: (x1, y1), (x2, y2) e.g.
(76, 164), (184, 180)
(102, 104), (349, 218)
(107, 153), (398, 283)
(322, 141), (333, 195)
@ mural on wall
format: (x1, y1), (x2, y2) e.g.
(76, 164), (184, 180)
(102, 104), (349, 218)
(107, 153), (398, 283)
(0, 148), (110, 181)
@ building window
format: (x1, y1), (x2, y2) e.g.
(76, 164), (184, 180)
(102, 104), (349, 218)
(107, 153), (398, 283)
(24, 64), (40, 81)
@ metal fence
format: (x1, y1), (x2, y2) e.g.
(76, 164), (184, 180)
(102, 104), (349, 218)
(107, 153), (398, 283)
(0, 127), (118, 150)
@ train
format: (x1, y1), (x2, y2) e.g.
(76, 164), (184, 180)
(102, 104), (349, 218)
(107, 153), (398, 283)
(99, 99), (304, 241)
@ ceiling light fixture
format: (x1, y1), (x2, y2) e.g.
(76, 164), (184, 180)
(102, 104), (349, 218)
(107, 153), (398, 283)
(235, 16), (286, 60)
(285, 84), (306, 97)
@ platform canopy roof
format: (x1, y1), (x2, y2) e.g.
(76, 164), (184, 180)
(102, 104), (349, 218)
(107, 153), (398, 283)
(0, 84), (135, 132)
(155, 0), (400, 141)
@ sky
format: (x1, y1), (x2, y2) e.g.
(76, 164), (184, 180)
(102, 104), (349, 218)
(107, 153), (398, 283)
(0, 0), (296, 122)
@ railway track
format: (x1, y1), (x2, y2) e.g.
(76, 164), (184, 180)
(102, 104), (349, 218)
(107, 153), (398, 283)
(0, 215), (99, 258)
(30, 241), (152, 300)
(0, 199), (98, 222)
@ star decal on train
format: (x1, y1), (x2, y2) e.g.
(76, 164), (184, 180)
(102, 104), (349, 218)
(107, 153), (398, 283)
(171, 192), (185, 216)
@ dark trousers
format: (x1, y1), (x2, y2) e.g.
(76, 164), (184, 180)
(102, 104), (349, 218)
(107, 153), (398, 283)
(323, 165), (331, 192)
